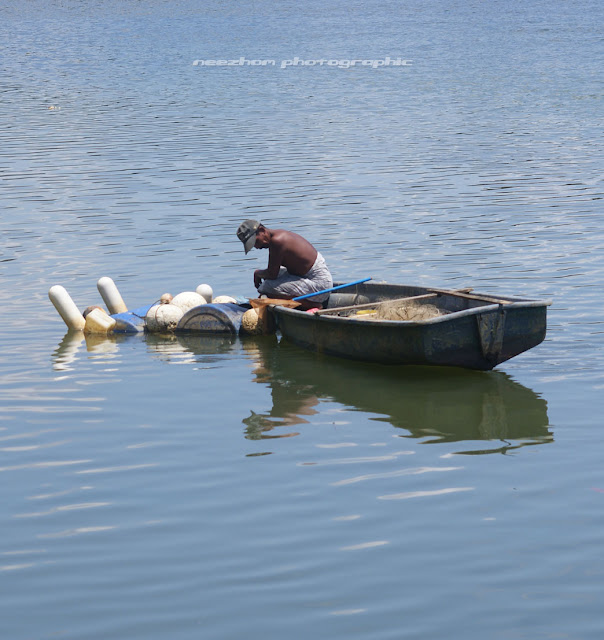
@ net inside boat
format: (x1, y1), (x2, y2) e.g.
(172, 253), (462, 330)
(356, 302), (447, 321)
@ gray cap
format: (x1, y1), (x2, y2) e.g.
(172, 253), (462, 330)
(236, 219), (261, 254)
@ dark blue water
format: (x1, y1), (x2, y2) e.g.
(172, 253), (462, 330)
(1, 1), (603, 638)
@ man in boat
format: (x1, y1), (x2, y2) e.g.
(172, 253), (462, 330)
(236, 219), (333, 309)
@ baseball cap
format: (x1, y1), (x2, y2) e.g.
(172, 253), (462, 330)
(237, 219), (261, 254)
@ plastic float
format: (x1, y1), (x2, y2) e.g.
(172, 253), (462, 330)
(48, 285), (86, 331)
(179, 302), (249, 334)
(97, 276), (128, 314)
(49, 277), (256, 336)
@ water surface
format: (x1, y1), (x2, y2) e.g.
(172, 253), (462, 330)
(1, 0), (603, 638)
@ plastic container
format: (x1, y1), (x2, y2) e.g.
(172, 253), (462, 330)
(177, 303), (248, 334)
(84, 307), (117, 334)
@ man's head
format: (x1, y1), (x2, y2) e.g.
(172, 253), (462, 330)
(237, 219), (264, 253)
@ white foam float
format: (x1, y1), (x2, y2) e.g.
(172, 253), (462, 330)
(145, 303), (184, 332)
(212, 295), (237, 304)
(240, 308), (262, 335)
(97, 277), (128, 314)
(195, 284), (213, 303)
(171, 291), (206, 313)
(48, 285), (86, 331)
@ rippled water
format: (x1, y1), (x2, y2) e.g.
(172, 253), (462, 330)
(1, 0), (604, 638)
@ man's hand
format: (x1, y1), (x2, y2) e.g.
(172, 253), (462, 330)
(254, 270), (263, 289)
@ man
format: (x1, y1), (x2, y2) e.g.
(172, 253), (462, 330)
(236, 220), (333, 309)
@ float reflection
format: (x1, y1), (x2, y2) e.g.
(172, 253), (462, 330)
(145, 332), (237, 365)
(52, 330), (126, 370)
(52, 331), (238, 371)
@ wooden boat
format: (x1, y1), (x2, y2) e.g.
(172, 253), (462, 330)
(270, 281), (552, 370)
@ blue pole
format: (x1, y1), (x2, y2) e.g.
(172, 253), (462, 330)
(292, 277), (372, 302)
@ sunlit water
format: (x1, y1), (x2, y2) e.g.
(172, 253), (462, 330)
(1, 0), (603, 638)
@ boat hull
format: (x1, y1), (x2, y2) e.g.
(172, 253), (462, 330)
(272, 282), (550, 370)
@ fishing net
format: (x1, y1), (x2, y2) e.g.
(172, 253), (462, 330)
(356, 302), (447, 322)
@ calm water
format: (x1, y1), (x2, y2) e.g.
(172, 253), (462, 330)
(1, 0), (604, 638)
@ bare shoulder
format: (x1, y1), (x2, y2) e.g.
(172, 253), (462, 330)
(269, 228), (317, 274)
(272, 229), (312, 247)
(270, 229), (293, 245)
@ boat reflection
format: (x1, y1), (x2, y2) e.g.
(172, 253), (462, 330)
(52, 332), (552, 454)
(240, 337), (553, 454)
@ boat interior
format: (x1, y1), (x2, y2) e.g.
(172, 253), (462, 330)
(317, 283), (519, 321)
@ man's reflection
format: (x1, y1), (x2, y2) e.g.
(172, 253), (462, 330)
(242, 336), (318, 440)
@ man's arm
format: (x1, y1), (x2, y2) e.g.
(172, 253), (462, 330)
(254, 241), (284, 288)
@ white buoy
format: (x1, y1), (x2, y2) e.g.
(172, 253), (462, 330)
(97, 277), (128, 314)
(84, 307), (117, 334)
(241, 308), (262, 335)
(212, 295), (237, 304)
(48, 285), (86, 331)
(171, 291), (205, 313)
(196, 284), (213, 304)
(145, 303), (184, 332)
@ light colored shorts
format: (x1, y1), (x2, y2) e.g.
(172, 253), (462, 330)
(258, 252), (333, 303)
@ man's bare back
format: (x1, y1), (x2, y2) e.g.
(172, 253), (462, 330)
(254, 227), (317, 283)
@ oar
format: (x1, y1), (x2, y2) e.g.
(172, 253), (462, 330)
(426, 288), (513, 305)
(292, 277), (372, 302)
